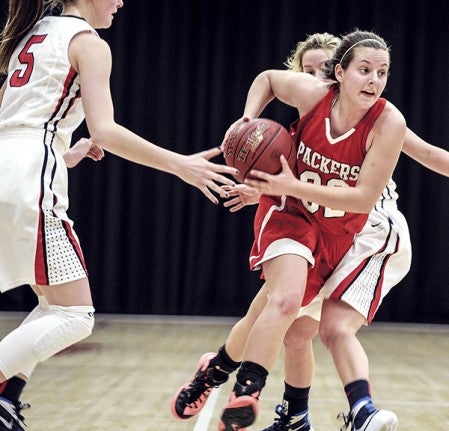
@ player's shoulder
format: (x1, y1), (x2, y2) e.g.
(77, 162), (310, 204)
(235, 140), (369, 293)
(376, 99), (406, 131)
(70, 30), (109, 55)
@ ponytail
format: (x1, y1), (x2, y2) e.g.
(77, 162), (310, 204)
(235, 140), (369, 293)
(0, 0), (46, 74)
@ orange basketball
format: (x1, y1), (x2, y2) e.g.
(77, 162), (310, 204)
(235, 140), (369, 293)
(222, 118), (296, 183)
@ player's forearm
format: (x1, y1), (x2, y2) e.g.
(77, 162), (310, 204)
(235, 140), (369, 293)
(243, 72), (275, 118)
(287, 180), (375, 214)
(91, 123), (184, 176)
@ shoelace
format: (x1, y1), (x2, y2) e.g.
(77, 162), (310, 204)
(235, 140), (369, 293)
(15, 401), (31, 425)
(337, 411), (352, 431)
(181, 370), (213, 406)
(268, 405), (290, 430)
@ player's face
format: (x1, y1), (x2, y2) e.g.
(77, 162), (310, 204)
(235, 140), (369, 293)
(301, 48), (333, 82)
(89, 0), (124, 29)
(337, 47), (390, 109)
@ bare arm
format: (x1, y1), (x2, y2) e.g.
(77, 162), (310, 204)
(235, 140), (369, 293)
(246, 102), (406, 214)
(242, 70), (328, 119)
(402, 128), (449, 177)
(70, 32), (238, 203)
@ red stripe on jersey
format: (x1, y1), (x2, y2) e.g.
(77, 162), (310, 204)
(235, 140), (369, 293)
(331, 234), (400, 323)
(34, 205), (48, 285)
(367, 237), (400, 322)
(45, 66), (78, 128)
(61, 218), (88, 274)
(332, 258), (369, 299)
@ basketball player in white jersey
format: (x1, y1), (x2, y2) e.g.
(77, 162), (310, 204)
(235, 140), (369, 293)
(0, 0), (238, 429)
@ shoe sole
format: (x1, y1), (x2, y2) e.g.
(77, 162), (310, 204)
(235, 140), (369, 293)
(218, 395), (259, 431)
(364, 410), (397, 431)
(170, 352), (216, 420)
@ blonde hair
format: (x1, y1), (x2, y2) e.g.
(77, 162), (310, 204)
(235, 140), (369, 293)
(284, 32), (341, 72)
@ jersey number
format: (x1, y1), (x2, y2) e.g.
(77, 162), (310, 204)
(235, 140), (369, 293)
(9, 34), (47, 87)
(299, 170), (348, 218)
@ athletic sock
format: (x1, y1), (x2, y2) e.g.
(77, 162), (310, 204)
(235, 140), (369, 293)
(344, 379), (377, 429)
(282, 382), (310, 416)
(209, 344), (241, 381)
(0, 376), (26, 406)
(234, 361), (268, 397)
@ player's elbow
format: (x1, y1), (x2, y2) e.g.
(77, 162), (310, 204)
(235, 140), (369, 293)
(357, 193), (379, 214)
(88, 122), (117, 149)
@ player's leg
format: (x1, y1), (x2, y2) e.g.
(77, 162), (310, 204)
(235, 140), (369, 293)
(219, 254), (308, 431)
(0, 279), (94, 430)
(320, 299), (397, 431)
(317, 205), (410, 431)
(0, 287), (50, 430)
(171, 282), (270, 420)
(261, 316), (319, 431)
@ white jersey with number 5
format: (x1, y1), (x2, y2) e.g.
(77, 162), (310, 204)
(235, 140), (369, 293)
(0, 15), (96, 152)
(0, 15), (97, 292)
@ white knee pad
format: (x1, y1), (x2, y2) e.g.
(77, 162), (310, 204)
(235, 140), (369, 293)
(0, 305), (94, 379)
(18, 296), (51, 377)
(20, 296), (50, 326)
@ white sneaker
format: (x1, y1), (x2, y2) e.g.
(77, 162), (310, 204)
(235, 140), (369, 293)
(355, 410), (397, 431)
(338, 399), (397, 431)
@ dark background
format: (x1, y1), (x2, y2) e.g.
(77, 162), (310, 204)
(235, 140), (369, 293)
(1, 0), (449, 323)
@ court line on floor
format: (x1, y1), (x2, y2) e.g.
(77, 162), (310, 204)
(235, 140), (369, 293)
(194, 386), (221, 431)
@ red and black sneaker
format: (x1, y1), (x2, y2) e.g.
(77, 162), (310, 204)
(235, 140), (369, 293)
(218, 383), (261, 431)
(171, 352), (228, 420)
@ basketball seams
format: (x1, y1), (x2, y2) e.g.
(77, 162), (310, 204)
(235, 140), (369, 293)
(223, 118), (295, 182)
(246, 124), (282, 179)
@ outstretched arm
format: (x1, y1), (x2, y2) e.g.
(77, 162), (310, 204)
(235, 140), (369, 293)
(70, 32), (238, 204)
(402, 128), (449, 177)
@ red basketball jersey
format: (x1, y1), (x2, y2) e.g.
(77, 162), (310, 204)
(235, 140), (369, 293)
(288, 84), (386, 235)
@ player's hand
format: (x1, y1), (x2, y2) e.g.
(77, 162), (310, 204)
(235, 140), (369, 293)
(179, 147), (239, 204)
(64, 137), (104, 168)
(86, 143), (105, 161)
(222, 184), (260, 212)
(244, 155), (295, 197)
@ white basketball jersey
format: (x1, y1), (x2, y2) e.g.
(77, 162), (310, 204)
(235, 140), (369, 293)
(378, 178), (399, 205)
(0, 15), (97, 152)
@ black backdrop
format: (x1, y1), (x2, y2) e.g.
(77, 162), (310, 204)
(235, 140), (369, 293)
(2, 0), (449, 323)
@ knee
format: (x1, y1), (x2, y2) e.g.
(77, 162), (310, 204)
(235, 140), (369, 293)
(269, 290), (303, 319)
(33, 305), (95, 361)
(284, 317), (318, 351)
(319, 322), (344, 349)
(319, 315), (362, 350)
(318, 300), (365, 349)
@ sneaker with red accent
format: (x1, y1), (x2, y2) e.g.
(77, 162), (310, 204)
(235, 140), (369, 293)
(171, 352), (228, 419)
(218, 384), (260, 431)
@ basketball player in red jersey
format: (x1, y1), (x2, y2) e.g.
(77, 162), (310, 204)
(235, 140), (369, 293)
(215, 29), (404, 431)
(172, 31), (449, 431)
(175, 29), (405, 431)
(0, 0), (238, 429)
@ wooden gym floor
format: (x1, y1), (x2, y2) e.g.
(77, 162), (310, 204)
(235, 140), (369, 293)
(1, 313), (448, 430)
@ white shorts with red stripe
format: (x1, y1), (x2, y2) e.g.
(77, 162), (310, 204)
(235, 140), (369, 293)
(0, 129), (87, 292)
(298, 202), (411, 323)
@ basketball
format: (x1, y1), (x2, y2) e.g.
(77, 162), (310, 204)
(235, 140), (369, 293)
(222, 118), (296, 183)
